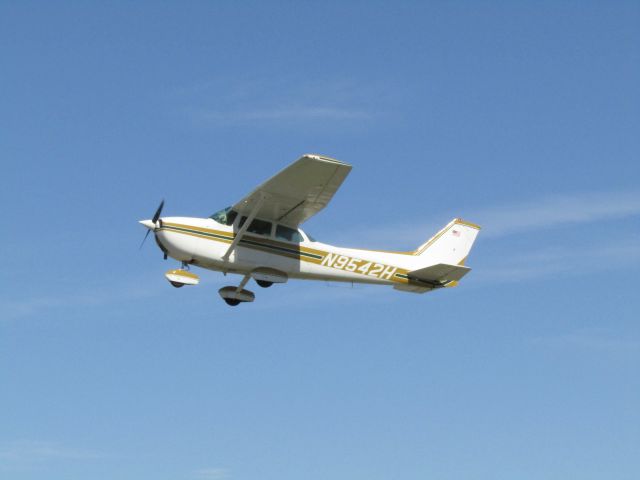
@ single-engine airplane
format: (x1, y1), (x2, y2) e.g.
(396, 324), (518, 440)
(139, 154), (480, 306)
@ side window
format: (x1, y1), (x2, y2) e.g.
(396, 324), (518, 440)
(275, 225), (304, 243)
(239, 217), (272, 236)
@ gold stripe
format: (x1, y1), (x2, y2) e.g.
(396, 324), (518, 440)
(455, 218), (482, 230)
(163, 227), (233, 244)
(162, 222), (327, 258)
(166, 269), (199, 279)
(161, 222), (414, 284)
(161, 224), (329, 266)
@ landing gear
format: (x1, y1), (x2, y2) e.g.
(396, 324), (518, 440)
(165, 265), (200, 288)
(218, 269), (289, 305)
(218, 274), (255, 306)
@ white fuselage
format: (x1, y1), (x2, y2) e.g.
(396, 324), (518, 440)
(154, 216), (423, 287)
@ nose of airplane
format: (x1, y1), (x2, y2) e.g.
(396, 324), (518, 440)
(139, 219), (156, 230)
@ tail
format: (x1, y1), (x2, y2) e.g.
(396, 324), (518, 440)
(413, 218), (481, 266)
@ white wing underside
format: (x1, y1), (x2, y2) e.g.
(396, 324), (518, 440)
(232, 154), (352, 226)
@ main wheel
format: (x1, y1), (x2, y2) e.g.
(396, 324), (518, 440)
(170, 281), (185, 288)
(224, 298), (241, 306)
(256, 280), (273, 288)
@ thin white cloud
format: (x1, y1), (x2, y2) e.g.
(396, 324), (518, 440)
(0, 277), (162, 321)
(329, 190), (640, 249)
(473, 190), (640, 238)
(531, 327), (640, 352)
(473, 239), (640, 284)
(0, 440), (103, 466)
(199, 106), (370, 124)
(0, 268), (391, 319)
(193, 467), (229, 480)
(174, 77), (384, 127)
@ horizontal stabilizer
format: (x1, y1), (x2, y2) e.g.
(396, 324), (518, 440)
(408, 263), (471, 283)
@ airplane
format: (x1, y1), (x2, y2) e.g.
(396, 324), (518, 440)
(139, 154), (480, 306)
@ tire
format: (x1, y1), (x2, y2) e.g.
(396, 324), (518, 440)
(224, 298), (241, 306)
(170, 281), (184, 288)
(256, 280), (273, 288)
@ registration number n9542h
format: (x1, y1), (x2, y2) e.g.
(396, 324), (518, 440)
(321, 253), (397, 279)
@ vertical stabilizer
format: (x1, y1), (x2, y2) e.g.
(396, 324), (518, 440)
(414, 219), (480, 266)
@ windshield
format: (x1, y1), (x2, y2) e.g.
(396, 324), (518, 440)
(209, 207), (237, 226)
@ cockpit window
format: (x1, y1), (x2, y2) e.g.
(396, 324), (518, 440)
(210, 207), (237, 226)
(239, 216), (272, 236)
(275, 225), (304, 243)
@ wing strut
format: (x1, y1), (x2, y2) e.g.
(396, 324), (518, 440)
(222, 192), (267, 262)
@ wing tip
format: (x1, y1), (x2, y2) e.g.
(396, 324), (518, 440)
(302, 153), (352, 168)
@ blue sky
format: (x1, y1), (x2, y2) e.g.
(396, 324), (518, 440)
(1, 1), (639, 479)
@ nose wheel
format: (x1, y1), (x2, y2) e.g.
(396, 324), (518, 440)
(165, 263), (199, 288)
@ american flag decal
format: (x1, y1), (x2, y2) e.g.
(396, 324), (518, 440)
(452, 229), (461, 237)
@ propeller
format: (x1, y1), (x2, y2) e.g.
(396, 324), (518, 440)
(139, 199), (164, 249)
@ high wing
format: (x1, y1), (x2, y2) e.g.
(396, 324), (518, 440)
(232, 154), (352, 227)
